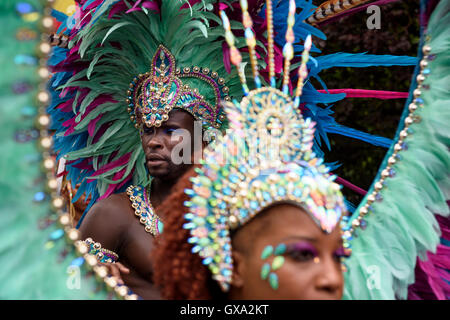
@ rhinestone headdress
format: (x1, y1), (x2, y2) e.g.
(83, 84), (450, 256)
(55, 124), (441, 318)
(183, 0), (347, 292)
(126, 45), (230, 131)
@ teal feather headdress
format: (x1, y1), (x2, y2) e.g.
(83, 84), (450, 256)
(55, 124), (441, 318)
(47, 0), (265, 226)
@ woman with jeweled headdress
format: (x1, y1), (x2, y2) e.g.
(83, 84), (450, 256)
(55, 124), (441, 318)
(151, 2), (350, 299)
(152, 0), (450, 300)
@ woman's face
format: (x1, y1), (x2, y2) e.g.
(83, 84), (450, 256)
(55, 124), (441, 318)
(230, 203), (344, 300)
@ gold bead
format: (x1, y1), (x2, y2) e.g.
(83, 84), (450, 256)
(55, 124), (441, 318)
(367, 194), (376, 203)
(84, 254), (98, 267)
(374, 181), (383, 191)
(40, 137), (53, 149)
(59, 213), (71, 226)
(416, 74), (425, 84)
(228, 215), (239, 229)
(39, 42), (51, 55)
(404, 116), (414, 126)
(37, 91), (50, 104)
(93, 265), (108, 279)
(218, 78), (225, 85)
(352, 219), (360, 227)
(413, 89), (422, 98)
(51, 196), (65, 210)
(193, 66), (200, 73)
(183, 67), (190, 73)
(394, 143), (403, 152)
(115, 285), (129, 297)
(222, 86), (229, 93)
(409, 103), (417, 112)
(67, 228), (80, 241)
(399, 129), (409, 140)
(388, 156), (397, 165)
(202, 68), (210, 74)
(211, 72), (218, 78)
(43, 157), (55, 170)
(38, 67), (50, 79)
(75, 241), (89, 255)
(420, 60), (428, 69)
(42, 16), (54, 29)
(422, 45), (431, 55)
(47, 178), (58, 191)
(37, 114), (50, 127)
(125, 294), (139, 300)
(381, 169), (390, 179)
(105, 277), (118, 289)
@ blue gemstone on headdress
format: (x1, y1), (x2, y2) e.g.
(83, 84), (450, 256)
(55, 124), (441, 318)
(223, 243), (231, 251)
(229, 174), (239, 184)
(33, 191), (45, 202)
(239, 208), (248, 218)
(188, 237), (198, 243)
(222, 269), (232, 277)
(202, 257), (213, 265)
(218, 202), (226, 210)
(192, 245), (202, 253)
(70, 257), (85, 267)
(263, 191), (271, 201)
(183, 222), (196, 229)
(250, 201), (258, 210)
(16, 3), (34, 14)
(223, 186), (233, 196)
(49, 229), (64, 241)
(278, 187), (286, 197)
(239, 165), (247, 174)
(293, 188), (302, 197)
(422, 68), (430, 75)
(415, 97), (424, 104)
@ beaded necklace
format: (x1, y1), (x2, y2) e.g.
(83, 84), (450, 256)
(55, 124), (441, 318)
(126, 185), (164, 236)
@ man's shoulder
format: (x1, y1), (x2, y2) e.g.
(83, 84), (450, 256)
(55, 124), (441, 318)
(88, 192), (134, 221)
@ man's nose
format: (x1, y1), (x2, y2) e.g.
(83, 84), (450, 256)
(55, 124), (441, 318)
(146, 130), (164, 149)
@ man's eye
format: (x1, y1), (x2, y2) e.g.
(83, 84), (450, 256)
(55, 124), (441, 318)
(143, 127), (154, 135)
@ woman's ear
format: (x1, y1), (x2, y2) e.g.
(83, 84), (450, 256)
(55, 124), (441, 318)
(231, 250), (246, 288)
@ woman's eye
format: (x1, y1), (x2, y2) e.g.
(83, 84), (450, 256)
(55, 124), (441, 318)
(333, 248), (348, 261)
(287, 249), (316, 262)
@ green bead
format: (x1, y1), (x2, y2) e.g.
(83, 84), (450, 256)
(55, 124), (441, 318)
(261, 245), (273, 260)
(271, 256), (285, 271)
(192, 196), (207, 206)
(274, 243), (286, 255)
(260, 263), (270, 280)
(211, 266), (219, 274)
(269, 273), (279, 290)
(198, 238), (210, 246)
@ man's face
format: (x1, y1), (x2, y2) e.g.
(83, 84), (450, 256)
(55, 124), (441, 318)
(140, 109), (198, 180)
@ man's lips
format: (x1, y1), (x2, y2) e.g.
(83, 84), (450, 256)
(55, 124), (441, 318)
(146, 154), (168, 166)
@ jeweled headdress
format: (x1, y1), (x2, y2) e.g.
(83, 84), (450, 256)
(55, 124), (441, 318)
(47, 1), (265, 225)
(183, 0), (347, 292)
(127, 45), (229, 130)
